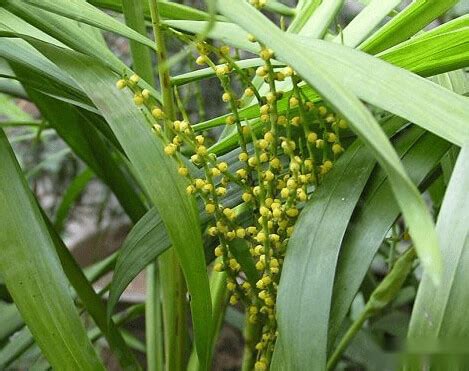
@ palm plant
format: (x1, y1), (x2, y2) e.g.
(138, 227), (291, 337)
(0, 0), (468, 370)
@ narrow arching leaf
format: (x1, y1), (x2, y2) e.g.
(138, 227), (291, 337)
(271, 118), (404, 370)
(108, 208), (171, 318)
(329, 129), (451, 346)
(359, 0), (459, 54)
(287, 0), (321, 33)
(22, 0), (157, 50)
(335, 0), (401, 48)
(298, 0), (344, 39)
(89, 0), (218, 21)
(43, 214), (142, 370)
(379, 28), (469, 77)
(408, 145), (469, 339)
(0, 326), (34, 369)
(0, 302), (23, 342)
(54, 167), (94, 232)
(0, 129), (104, 370)
(275, 141), (378, 369)
(31, 43), (213, 368)
(292, 36), (469, 146)
(3, 1), (126, 72)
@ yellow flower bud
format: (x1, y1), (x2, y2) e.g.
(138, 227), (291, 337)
(217, 162), (228, 172)
(236, 228), (246, 238)
(133, 93), (144, 106)
(242, 192), (252, 203)
(222, 92), (231, 102)
(259, 153), (269, 163)
(141, 89), (150, 99)
(216, 187), (226, 196)
(239, 152), (249, 162)
(178, 166), (188, 176)
(229, 295), (238, 305)
(213, 262), (224, 272)
(186, 185), (195, 195)
(332, 143), (343, 155)
(164, 144), (177, 156)
(129, 74), (140, 84)
(205, 203), (216, 214)
(195, 55), (206, 65)
(214, 246), (224, 256)
(286, 208), (299, 217)
(307, 132), (318, 143)
(116, 79), (126, 89)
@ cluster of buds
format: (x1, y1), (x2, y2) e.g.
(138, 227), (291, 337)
(117, 38), (348, 370)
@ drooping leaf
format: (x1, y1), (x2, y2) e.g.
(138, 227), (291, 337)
(22, 0), (157, 50)
(108, 208), (170, 317)
(359, 0), (459, 54)
(0, 129), (104, 370)
(30, 42), (212, 368)
(408, 145), (469, 339)
(270, 117), (404, 370)
(53, 168), (94, 232)
(329, 130), (451, 345)
(297, 0), (344, 39)
(89, 0), (219, 21)
(292, 35), (469, 146)
(335, 0), (401, 48)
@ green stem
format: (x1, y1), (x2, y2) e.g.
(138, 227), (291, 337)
(149, 0), (176, 128)
(187, 269), (228, 371)
(241, 316), (261, 371)
(146, 264), (164, 371)
(0, 120), (43, 127)
(122, 0), (155, 84)
(148, 2), (187, 370)
(120, 3), (161, 370)
(327, 247), (416, 370)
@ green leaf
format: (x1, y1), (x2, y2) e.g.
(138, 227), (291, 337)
(408, 144), (469, 339)
(0, 326), (34, 369)
(31, 43), (212, 368)
(292, 35), (469, 146)
(22, 87), (147, 222)
(335, 0), (401, 47)
(108, 208), (170, 318)
(379, 28), (469, 77)
(0, 301), (23, 342)
(0, 129), (104, 370)
(228, 239), (259, 288)
(54, 168), (94, 232)
(3, 1), (126, 72)
(271, 118), (404, 370)
(89, 0), (218, 21)
(43, 214), (142, 370)
(329, 129), (451, 346)
(287, 0), (321, 33)
(360, 0), (459, 54)
(22, 0), (157, 51)
(298, 0), (344, 39)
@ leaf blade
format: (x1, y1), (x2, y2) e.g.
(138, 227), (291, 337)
(0, 129), (104, 370)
